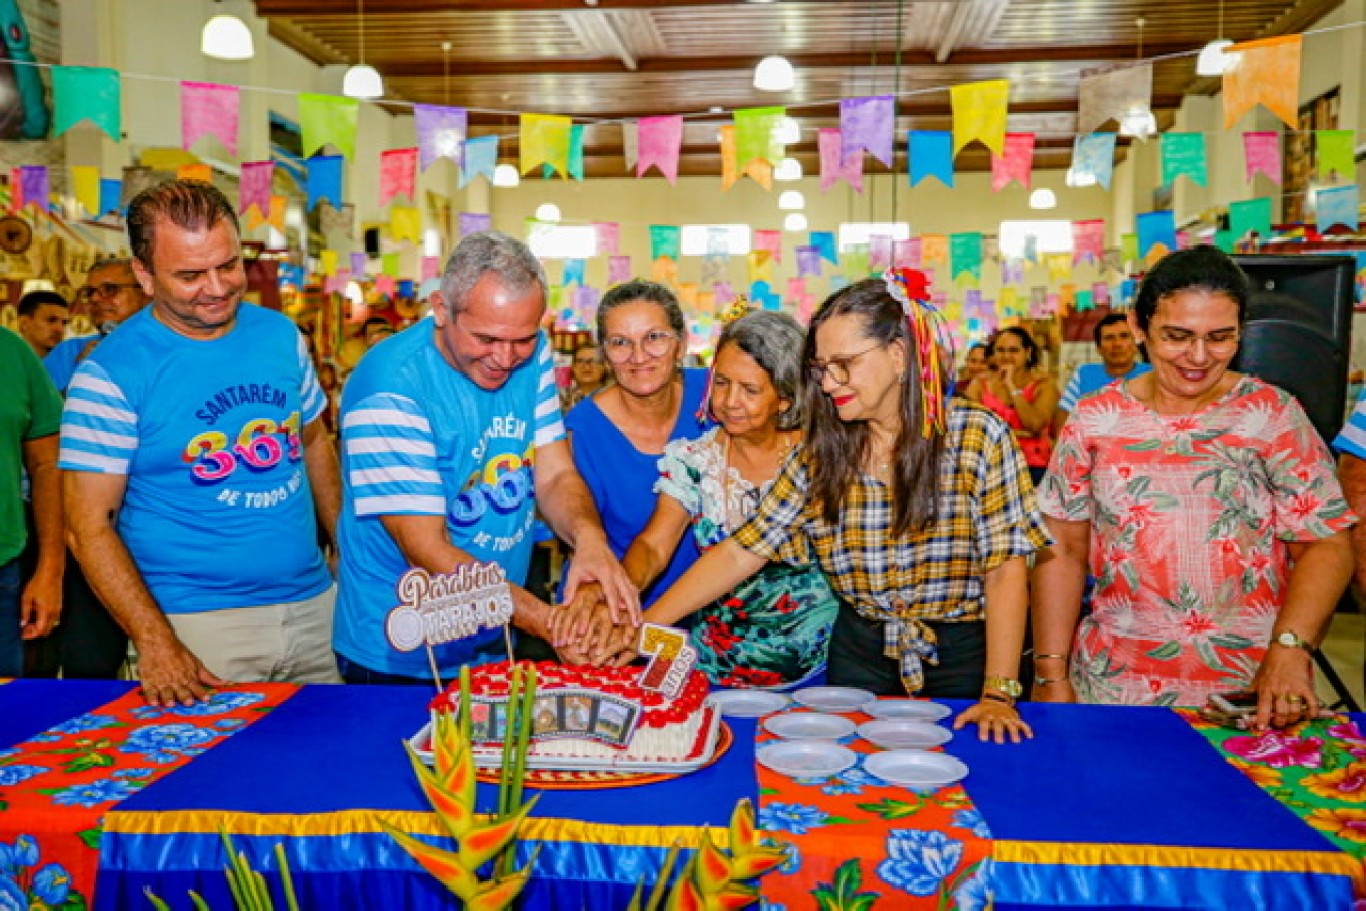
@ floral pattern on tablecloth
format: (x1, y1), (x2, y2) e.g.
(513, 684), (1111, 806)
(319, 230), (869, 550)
(0, 685), (298, 908)
(1180, 709), (1366, 857)
(756, 705), (992, 910)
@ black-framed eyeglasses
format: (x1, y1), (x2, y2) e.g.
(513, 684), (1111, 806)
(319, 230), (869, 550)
(602, 329), (678, 363)
(806, 341), (883, 385)
(80, 282), (139, 300)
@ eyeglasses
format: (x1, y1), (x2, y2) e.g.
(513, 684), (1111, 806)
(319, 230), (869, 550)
(80, 282), (139, 300)
(1151, 326), (1240, 355)
(806, 341), (883, 385)
(602, 329), (678, 363)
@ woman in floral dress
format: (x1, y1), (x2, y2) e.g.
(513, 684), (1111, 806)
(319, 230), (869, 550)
(1031, 247), (1355, 730)
(621, 311), (839, 688)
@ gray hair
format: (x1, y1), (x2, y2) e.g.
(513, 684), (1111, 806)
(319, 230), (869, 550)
(716, 310), (806, 430)
(596, 279), (686, 341)
(440, 231), (547, 315)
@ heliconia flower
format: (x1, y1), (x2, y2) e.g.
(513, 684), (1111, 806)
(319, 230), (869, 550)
(459, 796), (541, 871)
(403, 745), (474, 838)
(729, 799), (757, 851)
(465, 866), (535, 911)
(693, 836), (733, 891)
(664, 873), (704, 911)
(379, 823), (481, 901)
(708, 884), (761, 910)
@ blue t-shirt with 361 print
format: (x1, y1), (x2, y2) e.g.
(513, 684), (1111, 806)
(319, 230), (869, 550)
(57, 304), (331, 613)
(334, 318), (564, 678)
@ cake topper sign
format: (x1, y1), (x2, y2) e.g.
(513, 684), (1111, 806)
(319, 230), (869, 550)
(636, 623), (698, 699)
(385, 564), (514, 653)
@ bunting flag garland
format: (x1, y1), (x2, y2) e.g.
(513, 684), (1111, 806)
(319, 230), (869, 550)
(1242, 131), (1282, 184)
(181, 82), (239, 156)
(459, 212), (492, 236)
(238, 161), (273, 218)
(1077, 63), (1152, 135)
(796, 245), (822, 277)
(990, 133), (1034, 190)
(868, 234), (893, 272)
(1228, 197), (1273, 241)
(719, 125), (773, 190)
(649, 225), (681, 261)
(18, 166), (48, 213)
(1223, 35), (1302, 128)
(840, 95), (895, 167)
(810, 231), (838, 265)
(1316, 184), (1360, 232)
(390, 206), (421, 244)
(1121, 233), (1139, 264)
(651, 256), (678, 286)
(460, 136), (498, 187)
(1136, 210), (1177, 261)
(622, 121), (639, 172)
(351, 252), (368, 276)
(70, 166), (100, 217)
(734, 106), (786, 169)
(754, 229), (782, 264)
(921, 234), (949, 269)
(266, 195), (287, 232)
(413, 103), (467, 172)
(98, 179), (122, 217)
(818, 128), (863, 192)
(594, 223), (620, 255)
(299, 93), (359, 159)
(1317, 130), (1355, 180)
(52, 66), (121, 140)
(636, 115), (684, 183)
(562, 259), (586, 286)
(893, 238), (917, 268)
(950, 79), (1009, 155)
(421, 256), (440, 281)
(1001, 258), (1024, 286)
(1160, 133), (1209, 187)
(908, 131), (954, 187)
(566, 123), (586, 181)
(176, 163), (211, 183)
(608, 255), (632, 285)
(1071, 133), (1116, 188)
(1072, 219), (1106, 265)
(520, 113), (573, 176)
(748, 250), (775, 284)
(304, 155), (344, 211)
(1045, 252), (1071, 284)
(379, 148), (418, 207)
(319, 250), (338, 276)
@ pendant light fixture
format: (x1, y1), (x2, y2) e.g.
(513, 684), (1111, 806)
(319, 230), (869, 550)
(343, 0), (385, 100)
(777, 190), (805, 211)
(1118, 18), (1157, 140)
(1196, 0), (1236, 77)
(783, 213), (808, 232)
(492, 164), (521, 188)
(753, 55), (796, 92)
(201, 1), (254, 60)
(774, 158), (804, 182)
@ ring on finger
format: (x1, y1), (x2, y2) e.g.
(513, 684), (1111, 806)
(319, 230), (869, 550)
(1285, 694), (1306, 705)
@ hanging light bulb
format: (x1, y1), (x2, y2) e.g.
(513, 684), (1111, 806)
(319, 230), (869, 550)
(778, 190), (805, 211)
(753, 56), (796, 92)
(1028, 188), (1058, 210)
(534, 203), (562, 223)
(201, 2), (254, 60)
(1196, 0), (1237, 77)
(343, 0), (385, 100)
(783, 213), (808, 232)
(492, 164), (521, 188)
(774, 158), (803, 182)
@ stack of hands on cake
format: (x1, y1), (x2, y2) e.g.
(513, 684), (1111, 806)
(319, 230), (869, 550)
(543, 583), (642, 667)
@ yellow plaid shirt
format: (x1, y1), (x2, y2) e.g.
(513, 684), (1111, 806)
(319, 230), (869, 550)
(731, 401), (1051, 691)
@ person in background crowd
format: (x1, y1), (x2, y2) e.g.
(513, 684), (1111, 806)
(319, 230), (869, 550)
(1051, 311), (1150, 436)
(562, 339), (609, 411)
(562, 280), (711, 610)
(332, 231), (636, 684)
(595, 311), (839, 690)
(45, 258), (150, 393)
(958, 342), (989, 389)
(963, 326), (1059, 485)
(16, 290), (69, 359)
(61, 180), (344, 704)
(584, 272), (1047, 743)
(1031, 247), (1353, 730)
(0, 327), (63, 677)
(362, 316), (395, 349)
(1332, 375), (1366, 611)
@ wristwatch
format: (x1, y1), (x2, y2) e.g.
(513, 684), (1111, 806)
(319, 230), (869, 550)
(983, 675), (1024, 703)
(1272, 630), (1315, 654)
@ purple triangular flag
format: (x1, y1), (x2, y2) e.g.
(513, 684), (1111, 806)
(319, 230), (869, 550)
(415, 104), (467, 172)
(840, 95), (895, 167)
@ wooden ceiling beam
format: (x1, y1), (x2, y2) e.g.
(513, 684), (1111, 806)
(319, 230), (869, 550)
(256, 0), (855, 14)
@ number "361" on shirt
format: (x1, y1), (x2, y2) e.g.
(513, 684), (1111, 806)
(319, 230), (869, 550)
(182, 414), (304, 483)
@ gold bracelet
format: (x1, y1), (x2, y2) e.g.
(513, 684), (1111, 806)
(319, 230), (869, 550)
(1033, 653), (1068, 662)
(980, 691), (1017, 707)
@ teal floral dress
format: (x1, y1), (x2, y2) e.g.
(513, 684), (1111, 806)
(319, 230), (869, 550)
(656, 429), (838, 689)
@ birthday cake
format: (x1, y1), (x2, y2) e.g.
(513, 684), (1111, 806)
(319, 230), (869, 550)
(429, 661), (715, 766)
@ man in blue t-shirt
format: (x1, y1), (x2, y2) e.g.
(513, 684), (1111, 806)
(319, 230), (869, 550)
(1052, 311), (1151, 435)
(334, 231), (638, 683)
(59, 181), (343, 705)
(44, 258), (149, 393)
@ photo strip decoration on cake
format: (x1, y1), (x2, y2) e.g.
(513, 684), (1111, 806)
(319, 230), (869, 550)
(384, 563), (516, 688)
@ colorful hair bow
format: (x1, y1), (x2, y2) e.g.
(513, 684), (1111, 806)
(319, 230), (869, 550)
(883, 267), (955, 437)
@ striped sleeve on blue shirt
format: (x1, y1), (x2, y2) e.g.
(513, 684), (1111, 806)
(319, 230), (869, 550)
(534, 339), (565, 448)
(1334, 388), (1366, 457)
(59, 362), (139, 474)
(343, 392), (446, 517)
(1058, 367), (1083, 413)
(296, 332), (325, 425)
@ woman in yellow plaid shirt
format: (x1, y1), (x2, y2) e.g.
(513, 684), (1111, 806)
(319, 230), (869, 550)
(620, 271), (1050, 742)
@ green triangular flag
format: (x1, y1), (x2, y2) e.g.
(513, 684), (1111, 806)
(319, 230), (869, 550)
(1317, 130), (1355, 181)
(734, 106), (785, 170)
(52, 66), (121, 141)
(299, 94), (360, 160)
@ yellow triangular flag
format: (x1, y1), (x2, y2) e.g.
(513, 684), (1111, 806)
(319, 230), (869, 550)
(651, 256), (678, 286)
(267, 195), (286, 232)
(177, 163), (212, 183)
(921, 234), (949, 268)
(520, 113), (572, 176)
(70, 166), (100, 217)
(951, 80), (1009, 155)
(748, 250), (775, 284)
(391, 205), (422, 244)
(1223, 35), (1301, 129)
(320, 249), (338, 277)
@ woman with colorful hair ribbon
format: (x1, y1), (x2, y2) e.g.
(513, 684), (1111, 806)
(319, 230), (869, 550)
(593, 270), (1050, 741)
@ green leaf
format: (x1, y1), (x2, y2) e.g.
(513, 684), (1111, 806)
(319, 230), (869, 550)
(1208, 634), (1254, 650)
(848, 896), (878, 911)
(78, 827), (103, 851)
(822, 816), (857, 826)
(833, 858), (862, 896)
(66, 752), (115, 774)
(855, 798), (921, 820)
(143, 888), (172, 911)
(1145, 641), (1182, 661)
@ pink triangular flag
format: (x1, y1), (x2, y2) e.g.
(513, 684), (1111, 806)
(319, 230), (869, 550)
(990, 133), (1034, 191)
(594, 223), (620, 255)
(754, 229), (782, 264)
(636, 115), (684, 184)
(181, 82), (239, 157)
(1243, 131), (1282, 185)
(608, 255), (632, 286)
(818, 128), (863, 193)
(1072, 219), (1105, 265)
(379, 148), (418, 207)
(238, 161), (274, 218)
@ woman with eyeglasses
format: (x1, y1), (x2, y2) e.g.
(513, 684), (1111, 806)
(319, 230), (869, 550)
(609, 310), (839, 689)
(1031, 247), (1354, 729)
(586, 272), (1047, 742)
(561, 280), (711, 610)
(560, 339), (609, 411)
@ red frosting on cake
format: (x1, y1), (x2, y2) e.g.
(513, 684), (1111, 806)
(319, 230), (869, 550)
(430, 661), (709, 729)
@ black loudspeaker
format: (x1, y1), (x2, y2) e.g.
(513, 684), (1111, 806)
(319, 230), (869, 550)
(1232, 254), (1356, 445)
(364, 227), (381, 256)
